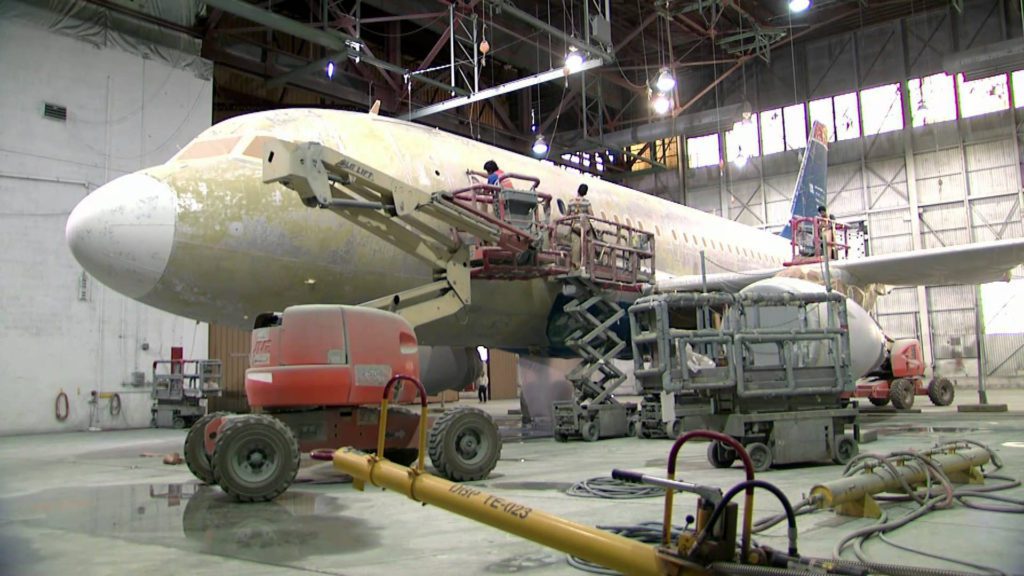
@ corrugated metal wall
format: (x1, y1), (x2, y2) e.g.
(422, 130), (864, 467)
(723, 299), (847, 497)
(624, 0), (1024, 379)
(208, 324), (252, 413)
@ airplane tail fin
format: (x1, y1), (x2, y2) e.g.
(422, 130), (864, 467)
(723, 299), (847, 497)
(779, 121), (830, 239)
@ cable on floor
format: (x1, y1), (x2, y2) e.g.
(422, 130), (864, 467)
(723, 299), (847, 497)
(565, 476), (664, 499)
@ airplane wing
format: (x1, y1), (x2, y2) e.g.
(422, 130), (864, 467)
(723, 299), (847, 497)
(653, 238), (1024, 293)
(833, 238), (1024, 286)
(654, 268), (780, 293)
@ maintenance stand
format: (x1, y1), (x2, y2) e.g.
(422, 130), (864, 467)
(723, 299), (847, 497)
(629, 289), (859, 471)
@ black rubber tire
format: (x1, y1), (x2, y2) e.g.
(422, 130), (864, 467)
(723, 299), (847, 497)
(746, 442), (773, 472)
(428, 406), (501, 482)
(868, 397), (890, 407)
(184, 411), (230, 484)
(707, 441), (736, 469)
(172, 417), (187, 430)
(211, 414), (300, 503)
(553, 431), (569, 442)
(928, 377), (955, 407)
(627, 418), (639, 438)
(665, 419), (683, 438)
(831, 435), (858, 465)
(890, 378), (916, 410)
(581, 420), (600, 442)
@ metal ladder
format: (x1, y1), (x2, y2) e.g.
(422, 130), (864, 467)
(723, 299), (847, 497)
(552, 276), (637, 442)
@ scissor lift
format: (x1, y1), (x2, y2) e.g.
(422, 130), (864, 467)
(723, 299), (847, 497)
(629, 290), (859, 471)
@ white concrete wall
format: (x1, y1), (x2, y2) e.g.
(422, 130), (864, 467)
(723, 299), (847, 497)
(0, 17), (212, 434)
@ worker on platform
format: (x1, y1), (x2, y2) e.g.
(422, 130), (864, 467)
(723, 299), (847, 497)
(567, 184), (595, 269)
(567, 183), (593, 216)
(484, 160), (514, 189)
(817, 205), (836, 259)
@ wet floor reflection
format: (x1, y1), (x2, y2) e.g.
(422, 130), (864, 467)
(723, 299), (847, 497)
(1, 484), (378, 565)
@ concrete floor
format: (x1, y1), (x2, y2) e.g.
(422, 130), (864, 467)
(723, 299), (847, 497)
(2, 391), (1023, 576)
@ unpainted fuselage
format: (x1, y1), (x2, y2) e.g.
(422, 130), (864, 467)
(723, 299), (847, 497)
(68, 109), (806, 350)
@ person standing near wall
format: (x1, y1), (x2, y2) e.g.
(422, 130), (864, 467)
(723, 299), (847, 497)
(477, 370), (489, 403)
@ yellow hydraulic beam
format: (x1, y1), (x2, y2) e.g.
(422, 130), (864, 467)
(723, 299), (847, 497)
(332, 448), (707, 576)
(810, 445), (990, 517)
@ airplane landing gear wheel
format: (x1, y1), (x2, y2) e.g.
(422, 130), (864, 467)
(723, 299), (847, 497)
(707, 441), (736, 469)
(745, 442), (773, 472)
(428, 406), (501, 481)
(211, 414), (299, 502)
(184, 411), (230, 484)
(928, 377), (955, 406)
(890, 378), (916, 410)
(831, 436), (858, 465)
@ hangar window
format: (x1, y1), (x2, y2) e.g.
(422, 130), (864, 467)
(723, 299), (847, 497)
(759, 108), (785, 155)
(783, 104), (807, 150)
(909, 73), (956, 126)
(175, 137), (241, 161)
(672, 230), (678, 240)
(655, 225), (662, 236)
(808, 98), (837, 142)
(686, 133), (721, 168)
(725, 119), (760, 164)
(833, 93), (861, 140)
(1014, 70), (1024, 108)
(958, 73), (1009, 118)
(860, 83), (903, 135)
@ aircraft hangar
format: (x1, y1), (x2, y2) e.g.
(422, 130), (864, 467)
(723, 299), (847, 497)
(1, 0), (1024, 575)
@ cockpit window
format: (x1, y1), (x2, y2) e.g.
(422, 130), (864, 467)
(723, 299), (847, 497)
(174, 137), (241, 161)
(241, 135), (273, 160)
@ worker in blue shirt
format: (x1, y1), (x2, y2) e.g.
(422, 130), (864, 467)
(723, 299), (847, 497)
(484, 160), (513, 189)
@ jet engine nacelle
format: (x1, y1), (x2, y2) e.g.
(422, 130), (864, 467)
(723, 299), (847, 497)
(739, 277), (887, 377)
(418, 346), (484, 396)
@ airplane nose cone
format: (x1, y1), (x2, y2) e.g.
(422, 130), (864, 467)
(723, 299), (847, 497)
(66, 173), (176, 299)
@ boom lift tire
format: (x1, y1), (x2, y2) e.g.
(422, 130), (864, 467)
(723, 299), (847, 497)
(868, 397), (889, 407)
(211, 414), (300, 502)
(428, 406), (501, 482)
(707, 441), (737, 469)
(889, 378), (916, 410)
(831, 435), (858, 465)
(581, 420), (600, 442)
(746, 442), (773, 472)
(928, 377), (955, 407)
(184, 411), (230, 484)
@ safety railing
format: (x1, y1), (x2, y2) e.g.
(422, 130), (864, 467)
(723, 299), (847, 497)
(785, 215), (851, 266)
(549, 214), (656, 290)
(629, 291), (852, 399)
(152, 359), (223, 399)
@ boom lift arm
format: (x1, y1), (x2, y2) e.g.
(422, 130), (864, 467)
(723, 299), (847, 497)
(261, 138), (517, 328)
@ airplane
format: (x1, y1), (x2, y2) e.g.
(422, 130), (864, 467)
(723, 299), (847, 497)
(65, 108), (1024, 393)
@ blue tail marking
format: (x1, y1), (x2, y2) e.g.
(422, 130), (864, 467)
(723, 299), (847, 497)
(779, 121), (830, 239)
